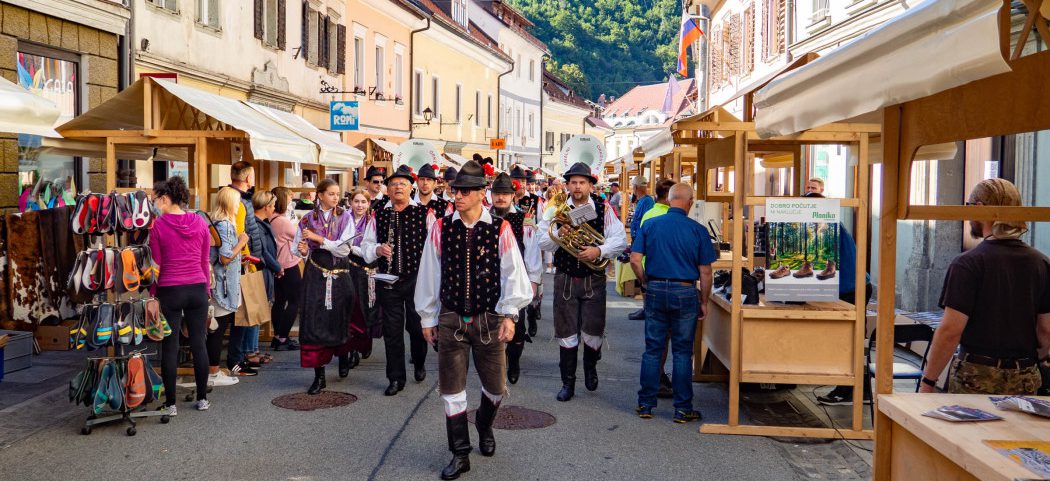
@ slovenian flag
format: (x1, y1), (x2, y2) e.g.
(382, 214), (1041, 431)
(678, 14), (704, 77)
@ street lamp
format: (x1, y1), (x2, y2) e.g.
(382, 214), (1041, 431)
(412, 107), (434, 127)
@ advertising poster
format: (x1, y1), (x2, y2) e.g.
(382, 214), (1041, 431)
(765, 198), (840, 302)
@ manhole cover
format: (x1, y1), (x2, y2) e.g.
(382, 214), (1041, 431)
(467, 405), (556, 430)
(272, 391), (358, 411)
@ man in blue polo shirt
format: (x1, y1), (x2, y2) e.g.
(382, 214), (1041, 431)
(629, 183), (716, 423)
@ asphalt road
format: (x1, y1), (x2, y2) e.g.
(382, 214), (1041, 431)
(0, 275), (803, 481)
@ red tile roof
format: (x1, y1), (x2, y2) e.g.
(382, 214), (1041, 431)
(543, 70), (589, 109)
(603, 78), (696, 118)
(484, 1), (549, 53)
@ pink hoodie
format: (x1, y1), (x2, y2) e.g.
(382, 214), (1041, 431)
(148, 212), (211, 290)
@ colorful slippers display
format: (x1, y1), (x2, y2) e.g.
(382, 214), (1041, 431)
(69, 191), (154, 235)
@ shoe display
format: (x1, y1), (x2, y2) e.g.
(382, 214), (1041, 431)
(673, 409), (703, 423)
(792, 261), (814, 278)
(816, 260), (837, 280)
(769, 264), (791, 279)
(384, 380), (405, 396)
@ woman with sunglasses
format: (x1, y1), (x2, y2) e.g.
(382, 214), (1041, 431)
(294, 179), (357, 394)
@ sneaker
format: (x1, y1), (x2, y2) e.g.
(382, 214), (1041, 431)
(209, 371), (239, 386)
(231, 363), (258, 377)
(161, 404), (177, 417)
(673, 409), (702, 424)
(636, 405), (654, 419)
(195, 399), (210, 411)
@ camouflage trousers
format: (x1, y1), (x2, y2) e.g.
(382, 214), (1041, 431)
(947, 357), (1042, 395)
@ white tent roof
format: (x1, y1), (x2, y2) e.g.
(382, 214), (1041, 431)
(754, 0), (1010, 137)
(245, 102), (364, 169)
(639, 129), (673, 164)
(443, 153), (468, 168)
(372, 139), (400, 155)
(0, 75), (61, 138)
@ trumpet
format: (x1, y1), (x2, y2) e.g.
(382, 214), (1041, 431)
(546, 192), (609, 271)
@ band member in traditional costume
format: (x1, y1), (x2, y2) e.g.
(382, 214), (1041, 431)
(511, 166), (545, 337)
(294, 179), (356, 395)
(414, 163), (452, 216)
(536, 162), (627, 402)
(440, 167), (457, 203)
(362, 165), (436, 396)
(489, 173), (542, 383)
(344, 188), (378, 364)
(365, 165), (387, 211)
(416, 161), (532, 480)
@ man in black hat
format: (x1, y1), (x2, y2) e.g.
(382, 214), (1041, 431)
(511, 166), (545, 337)
(490, 173), (543, 384)
(364, 165), (387, 211)
(536, 162), (627, 402)
(414, 163), (452, 216)
(439, 167), (457, 202)
(361, 164), (436, 396)
(415, 161), (533, 480)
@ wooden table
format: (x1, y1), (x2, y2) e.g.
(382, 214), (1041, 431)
(877, 393), (1050, 481)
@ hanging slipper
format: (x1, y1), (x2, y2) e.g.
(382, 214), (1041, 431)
(120, 247), (140, 292)
(103, 248), (117, 291)
(17, 186), (30, 213)
(137, 246), (159, 287)
(144, 298), (165, 342)
(115, 302), (133, 345)
(92, 361), (114, 415)
(113, 192), (134, 232)
(66, 251), (87, 298)
(71, 195), (89, 234)
(82, 249), (102, 292)
(125, 354), (146, 409)
(107, 361), (124, 411)
(84, 194), (100, 234)
(69, 307), (90, 350)
(145, 355), (164, 402)
(133, 190), (153, 230)
(131, 300), (144, 345)
(96, 193), (115, 234)
(92, 303), (114, 348)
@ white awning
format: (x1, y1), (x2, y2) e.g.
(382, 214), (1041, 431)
(640, 129), (673, 164)
(0, 75), (62, 138)
(540, 167), (559, 178)
(443, 153), (468, 168)
(244, 102), (364, 169)
(754, 0), (1010, 137)
(372, 139), (400, 155)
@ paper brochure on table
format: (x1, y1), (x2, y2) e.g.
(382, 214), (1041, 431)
(983, 440), (1050, 478)
(991, 396), (1050, 419)
(921, 405), (1002, 422)
(764, 198), (841, 302)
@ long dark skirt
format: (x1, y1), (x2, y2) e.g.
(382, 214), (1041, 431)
(348, 264), (376, 355)
(299, 250), (354, 368)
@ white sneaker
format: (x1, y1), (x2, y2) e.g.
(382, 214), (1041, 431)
(161, 405), (177, 417)
(209, 371), (239, 386)
(195, 399), (210, 411)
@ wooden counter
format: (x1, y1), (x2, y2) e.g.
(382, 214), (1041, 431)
(877, 393), (1050, 481)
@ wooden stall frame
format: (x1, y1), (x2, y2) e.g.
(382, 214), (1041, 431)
(872, 14), (1050, 479)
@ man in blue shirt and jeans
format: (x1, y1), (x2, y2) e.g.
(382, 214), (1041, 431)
(629, 183), (716, 423)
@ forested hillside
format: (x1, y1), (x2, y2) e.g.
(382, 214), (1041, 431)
(505, 0), (681, 100)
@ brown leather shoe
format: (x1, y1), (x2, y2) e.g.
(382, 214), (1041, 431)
(769, 265), (791, 279)
(816, 261), (837, 280)
(792, 261), (814, 278)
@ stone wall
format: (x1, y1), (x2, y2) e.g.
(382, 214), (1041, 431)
(0, 3), (123, 210)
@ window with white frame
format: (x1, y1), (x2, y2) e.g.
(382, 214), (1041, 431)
(327, 15), (339, 71)
(455, 84), (462, 123)
(529, 59), (535, 82)
(353, 36), (365, 89)
(431, 76), (440, 116)
(375, 44), (385, 94)
(487, 94), (493, 128)
(394, 45), (405, 101)
(474, 91), (480, 126)
(528, 112), (534, 138)
(517, 54), (522, 78)
(197, 0), (219, 28)
(451, 0), (468, 27)
(148, 0), (177, 12)
(414, 70), (424, 115)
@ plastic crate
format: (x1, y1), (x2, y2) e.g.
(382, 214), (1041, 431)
(0, 330), (33, 374)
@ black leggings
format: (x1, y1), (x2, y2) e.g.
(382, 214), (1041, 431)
(207, 312), (235, 368)
(271, 266), (301, 338)
(156, 283), (210, 405)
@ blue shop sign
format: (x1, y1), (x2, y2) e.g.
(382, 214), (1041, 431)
(330, 101), (359, 131)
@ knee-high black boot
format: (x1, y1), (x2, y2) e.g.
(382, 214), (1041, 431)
(506, 342), (524, 384)
(526, 303), (539, 337)
(307, 367), (326, 395)
(475, 395), (500, 457)
(441, 414), (472, 480)
(583, 345), (601, 392)
(556, 346), (577, 402)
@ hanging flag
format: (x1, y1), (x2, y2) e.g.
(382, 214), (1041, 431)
(661, 75), (681, 114)
(678, 14), (704, 77)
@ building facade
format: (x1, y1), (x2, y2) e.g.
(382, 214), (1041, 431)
(600, 78), (695, 162)
(0, 0), (129, 208)
(410, 0), (511, 162)
(540, 70), (597, 174)
(471, 0), (546, 170)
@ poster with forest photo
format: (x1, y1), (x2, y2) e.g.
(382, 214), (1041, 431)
(765, 198), (841, 302)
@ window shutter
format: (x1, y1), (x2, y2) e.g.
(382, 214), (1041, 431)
(319, 13), (329, 69)
(301, 2), (309, 61)
(254, 0), (264, 40)
(337, 24), (347, 75)
(277, 0), (287, 49)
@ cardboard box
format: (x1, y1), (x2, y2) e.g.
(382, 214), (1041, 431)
(35, 320), (76, 351)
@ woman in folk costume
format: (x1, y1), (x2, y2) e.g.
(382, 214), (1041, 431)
(294, 179), (356, 395)
(344, 188), (379, 365)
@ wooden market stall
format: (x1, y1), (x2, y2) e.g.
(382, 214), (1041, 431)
(871, 12), (1050, 481)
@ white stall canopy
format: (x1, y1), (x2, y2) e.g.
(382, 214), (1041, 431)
(754, 0), (1010, 137)
(245, 102), (364, 169)
(639, 129), (673, 164)
(0, 75), (62, 138)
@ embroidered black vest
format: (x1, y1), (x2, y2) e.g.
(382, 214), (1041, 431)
(439, 215), (504, 316)
(553, 195), (605, 278)
(423, 196), (450, 217)
(370, 195), (387, 212)
(374, 204), (429, 277)
(494, 209), (526, 253)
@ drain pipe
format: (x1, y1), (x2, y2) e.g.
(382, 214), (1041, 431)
(408, 15), (432, 140)
(785, 0), (795, 62)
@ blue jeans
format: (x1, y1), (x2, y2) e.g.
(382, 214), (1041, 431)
(638, 281), (698, 411)
(240, 325), (259, 354)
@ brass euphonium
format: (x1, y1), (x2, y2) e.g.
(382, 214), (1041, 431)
(546, 192), (609, 270)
